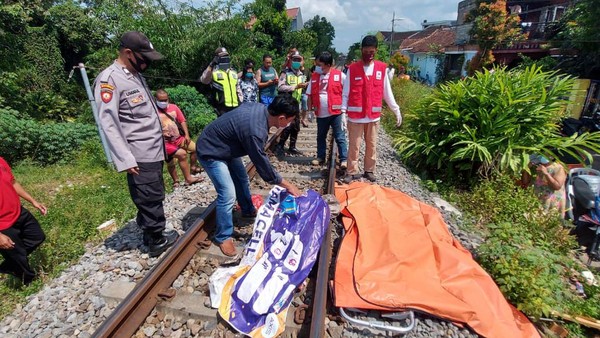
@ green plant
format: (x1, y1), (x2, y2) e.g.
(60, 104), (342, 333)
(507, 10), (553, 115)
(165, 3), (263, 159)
(394, 65), (600, 185)
(0, 108), (98, 165)
(477, 222), (566, 317)
(162, 85), (216, 138)
(381, 78), (433, 133)
(450, 175), (600, 322)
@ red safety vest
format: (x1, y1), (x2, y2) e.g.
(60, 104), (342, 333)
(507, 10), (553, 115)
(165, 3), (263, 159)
(310, 69), (343, 117)
(347, 60), (386, 119)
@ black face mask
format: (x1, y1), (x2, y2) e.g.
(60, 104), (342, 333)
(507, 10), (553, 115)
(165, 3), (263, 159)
(129, 52), (149, 73)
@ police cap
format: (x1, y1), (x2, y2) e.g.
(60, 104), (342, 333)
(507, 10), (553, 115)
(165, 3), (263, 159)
(119, 31), (164, 61)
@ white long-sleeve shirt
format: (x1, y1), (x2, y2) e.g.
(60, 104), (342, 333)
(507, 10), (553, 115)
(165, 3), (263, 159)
(341, 62), (401, 123)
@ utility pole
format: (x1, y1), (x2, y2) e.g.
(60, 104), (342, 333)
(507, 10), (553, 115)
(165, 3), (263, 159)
(77, 63), (113, 166)
(390, 12), (395, 56)
(390, 12), (405, 56)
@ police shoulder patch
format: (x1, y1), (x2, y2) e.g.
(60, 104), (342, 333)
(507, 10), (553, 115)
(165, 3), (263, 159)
(100, 83), (115, 91)
(101, 89), (113, 103)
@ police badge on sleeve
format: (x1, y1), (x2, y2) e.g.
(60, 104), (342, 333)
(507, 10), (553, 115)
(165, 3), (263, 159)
(100, 83), (114, 103)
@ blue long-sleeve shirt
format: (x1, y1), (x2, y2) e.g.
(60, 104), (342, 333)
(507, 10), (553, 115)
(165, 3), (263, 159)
(196, 103), (282, 184)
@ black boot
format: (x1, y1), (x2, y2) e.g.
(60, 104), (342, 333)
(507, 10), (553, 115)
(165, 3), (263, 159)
(288, 139), (302, 155)
(146, 230), (179, 257)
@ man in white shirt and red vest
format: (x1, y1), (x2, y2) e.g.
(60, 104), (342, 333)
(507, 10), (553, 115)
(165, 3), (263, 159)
(306, 51), (348, 167)
(341, 35), (402, 183)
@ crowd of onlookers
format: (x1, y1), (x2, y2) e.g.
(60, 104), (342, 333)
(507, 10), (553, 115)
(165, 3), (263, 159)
(0, 31), (406, 282)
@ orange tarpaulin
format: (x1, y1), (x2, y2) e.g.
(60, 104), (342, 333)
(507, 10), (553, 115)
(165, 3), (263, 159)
(334, 182), (539, 338)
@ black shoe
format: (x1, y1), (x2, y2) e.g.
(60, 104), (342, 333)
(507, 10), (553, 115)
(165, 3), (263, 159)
(274, 145), (285, 157)
(342, 174), (360, 184)
(288, 147), (303, 155)
(148, 231), (179, 257)
(364, 172), (377, 182)
(143, 229), (177, 246)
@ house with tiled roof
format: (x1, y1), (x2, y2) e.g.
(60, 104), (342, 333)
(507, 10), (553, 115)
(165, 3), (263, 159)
(286, 7), (303, 31)
(397, 25), (457, 85)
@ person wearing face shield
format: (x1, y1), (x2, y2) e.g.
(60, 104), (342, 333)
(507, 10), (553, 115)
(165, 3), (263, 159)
(94, 31), (178, 258)
(200, 47), (239, 116)
(341, 35), (403, 184)
(275, 50), (307, 155)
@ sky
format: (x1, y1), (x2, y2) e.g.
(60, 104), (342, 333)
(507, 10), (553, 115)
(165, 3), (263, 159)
(287, 0), (463, 53)
(188, 0), (463, 54)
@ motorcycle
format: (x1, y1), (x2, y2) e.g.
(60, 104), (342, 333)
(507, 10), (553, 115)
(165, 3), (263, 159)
(565, 168), (600, 264)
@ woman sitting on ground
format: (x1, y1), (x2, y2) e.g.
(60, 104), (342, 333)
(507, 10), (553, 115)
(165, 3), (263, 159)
(521, 154), (567, 215)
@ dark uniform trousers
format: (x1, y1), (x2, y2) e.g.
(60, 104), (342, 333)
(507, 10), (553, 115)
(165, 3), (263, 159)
(127, 161), (166, 237)
(0, 206), (46, 283)
(216, 104), (235, 117)
(278, 93), (301, 149)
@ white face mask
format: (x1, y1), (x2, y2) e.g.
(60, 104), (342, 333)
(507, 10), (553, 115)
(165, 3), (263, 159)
(156, 101), (168, 109)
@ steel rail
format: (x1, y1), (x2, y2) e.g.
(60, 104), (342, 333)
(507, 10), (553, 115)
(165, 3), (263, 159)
(93, 130), (283, 338)
(309, 138), (337, 337)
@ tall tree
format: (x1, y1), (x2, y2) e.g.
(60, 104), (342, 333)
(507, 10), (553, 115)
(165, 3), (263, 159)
(303, 15), (336, 57)
(550, 0), (600, 78)
(244, 0), (290, 54)
(467, 0), (525, 74)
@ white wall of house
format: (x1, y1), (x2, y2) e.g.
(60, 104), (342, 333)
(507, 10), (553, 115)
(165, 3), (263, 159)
(410, 53), (440, 85)
(445, 50), (478, 77)
(463, 51), (477, 76)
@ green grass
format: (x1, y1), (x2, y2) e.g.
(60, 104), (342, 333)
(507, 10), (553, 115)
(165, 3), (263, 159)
(0, 141), (143, 318)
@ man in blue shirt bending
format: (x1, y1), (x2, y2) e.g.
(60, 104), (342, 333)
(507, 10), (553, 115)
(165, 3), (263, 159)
(196, 94), (302, 257)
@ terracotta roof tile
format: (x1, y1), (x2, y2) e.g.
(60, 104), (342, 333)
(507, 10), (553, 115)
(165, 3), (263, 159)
(399, 26), (456, 53)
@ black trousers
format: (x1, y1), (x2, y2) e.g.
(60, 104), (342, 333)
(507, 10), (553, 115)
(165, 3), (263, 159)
(278, 115), (300, 149)
(0, 206), (46, 282)
(127, 161), (166, 236)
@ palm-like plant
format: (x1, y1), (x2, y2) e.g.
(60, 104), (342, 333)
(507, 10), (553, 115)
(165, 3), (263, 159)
(396, 65), (600, 184)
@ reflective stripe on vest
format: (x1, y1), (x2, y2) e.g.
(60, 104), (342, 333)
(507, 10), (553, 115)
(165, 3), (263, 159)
(212, 69), (239, 107)
(286, 73), (303, 102)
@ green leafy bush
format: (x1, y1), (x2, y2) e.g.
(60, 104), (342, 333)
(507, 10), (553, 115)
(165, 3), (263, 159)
(395, 66), (600, 185)
(381, 78), (433, 133)
(162, 85), (216, 138)
(0, 108), (98, 165)
(451, 175), (599, 320)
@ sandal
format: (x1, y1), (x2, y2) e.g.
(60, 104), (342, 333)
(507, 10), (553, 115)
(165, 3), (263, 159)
(172, 181), (181, 188)
(191, 166), (203, 174)
(184, 177), (203, 186)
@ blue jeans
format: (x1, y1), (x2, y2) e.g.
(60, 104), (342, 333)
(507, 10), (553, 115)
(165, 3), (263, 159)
(316, 114), (348, 161)
(199, 157), (255, 243)
(260, 95), (275, 107)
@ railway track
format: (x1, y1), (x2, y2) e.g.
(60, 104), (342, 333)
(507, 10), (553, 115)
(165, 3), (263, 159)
(93, 121), (340, 338)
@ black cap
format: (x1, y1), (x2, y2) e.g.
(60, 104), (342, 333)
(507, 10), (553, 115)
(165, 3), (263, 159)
(119, 31), (163, 61)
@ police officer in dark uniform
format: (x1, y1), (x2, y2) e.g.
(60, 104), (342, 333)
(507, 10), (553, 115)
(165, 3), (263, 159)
(94, 31), (178, 257)
(200, 47), (239, 116)
(276, 51), (306, 155)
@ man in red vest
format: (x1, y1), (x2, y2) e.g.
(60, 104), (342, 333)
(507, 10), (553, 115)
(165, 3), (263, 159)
(341, 35), (402, 183)
(306, 51), (348, 167)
